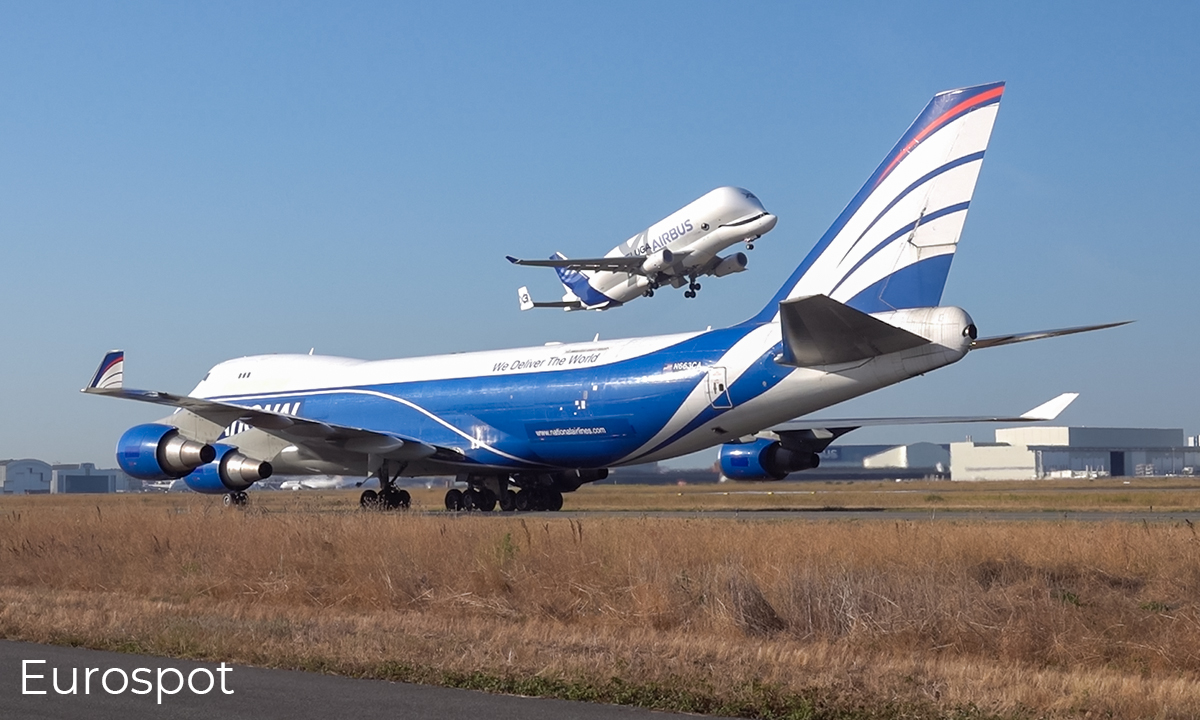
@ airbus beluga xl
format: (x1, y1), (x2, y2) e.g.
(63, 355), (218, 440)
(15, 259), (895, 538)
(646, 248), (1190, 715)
(86, 82), (1125, 510)
(509, 185), (777, 310)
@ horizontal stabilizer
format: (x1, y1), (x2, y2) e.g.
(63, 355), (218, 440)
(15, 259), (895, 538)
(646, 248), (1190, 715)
(517, 286), (583, 311)
(972, 321), (1131, 349)
(778, 294), (929, 366)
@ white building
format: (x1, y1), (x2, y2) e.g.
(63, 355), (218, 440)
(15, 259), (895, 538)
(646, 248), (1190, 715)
(951, 427), (1199, 481)
(0, 459), (54, 494)
(862, 442), (949, 471)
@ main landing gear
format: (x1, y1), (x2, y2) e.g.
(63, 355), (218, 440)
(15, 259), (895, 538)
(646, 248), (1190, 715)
(684, 278), (702, 299)
(443, 475), (563, 513)
(223, 492), (248, 507)
(360, 461), (412, 511)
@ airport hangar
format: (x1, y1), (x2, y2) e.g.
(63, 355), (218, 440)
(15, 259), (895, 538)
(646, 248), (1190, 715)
(0, 460), (136, 494)
(951, 426), (1200, 480)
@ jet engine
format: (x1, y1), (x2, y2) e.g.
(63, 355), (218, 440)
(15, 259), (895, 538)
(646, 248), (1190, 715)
(710, 252), (748, 278)
(640, 248), (674, 275)
(718, 438), (819, 481)
(184, 445), (274, 494)
(116, 424), (216, 480)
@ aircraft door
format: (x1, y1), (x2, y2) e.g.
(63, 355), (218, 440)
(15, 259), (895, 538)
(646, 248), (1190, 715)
(706, 366), (733, 409)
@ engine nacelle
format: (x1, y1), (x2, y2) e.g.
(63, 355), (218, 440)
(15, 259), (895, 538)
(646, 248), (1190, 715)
(184, 445), (274, 494)
(640, 248), (674, 275)
(117, 424), (216, 480)
(718, 438), (819, 481)
(711, 252), (748, 278)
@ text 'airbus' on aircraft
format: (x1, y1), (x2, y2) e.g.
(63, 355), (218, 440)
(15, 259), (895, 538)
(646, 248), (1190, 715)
(86, 82), (1126, 512)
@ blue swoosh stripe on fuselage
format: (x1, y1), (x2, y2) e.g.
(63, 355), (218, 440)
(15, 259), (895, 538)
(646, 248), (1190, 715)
(622, 333), (794, 463)
(209, 325), (764, 469)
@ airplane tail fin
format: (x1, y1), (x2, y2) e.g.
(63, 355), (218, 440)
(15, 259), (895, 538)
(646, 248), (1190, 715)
(551, 252), (615, 308)
(552, 252), (589, 296)
(748, 82), (1005, 324)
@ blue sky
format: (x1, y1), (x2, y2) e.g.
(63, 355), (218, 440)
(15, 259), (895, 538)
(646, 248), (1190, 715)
(1, 2), (1197, 466)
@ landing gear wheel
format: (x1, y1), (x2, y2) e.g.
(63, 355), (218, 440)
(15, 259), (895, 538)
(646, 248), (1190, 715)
(224, 493), (235, 507)
(381, 488), (410, 510)
(462, 488), (480, 511)
(547, 490), (563, 511)
(224, 491), (249, 507)
(444, 488), (463, 511)
(684, 290), (695, 299)
(746, 242), (754, 250)
(515, 490), (532, 512)
(645, 288), (654, 298)
(477, 489), (497, 512)
(499, 489), (517, 512)
(359, 489), (379, 509)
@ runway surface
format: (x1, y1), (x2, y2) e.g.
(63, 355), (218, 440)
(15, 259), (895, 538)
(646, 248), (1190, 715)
(1, 640), (722, 720)
(548, 509), (1200, 523)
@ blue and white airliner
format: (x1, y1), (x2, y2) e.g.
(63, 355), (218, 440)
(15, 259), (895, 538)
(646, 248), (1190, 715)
(86, 82), (1125, 510)
(508, 186), (777, 310)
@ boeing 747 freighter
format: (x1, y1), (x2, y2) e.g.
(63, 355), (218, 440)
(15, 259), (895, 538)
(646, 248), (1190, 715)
(86, 82), (1125, 511)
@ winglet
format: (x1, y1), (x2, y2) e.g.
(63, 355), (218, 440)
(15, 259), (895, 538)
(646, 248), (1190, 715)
(1020, 392), (1079, 421)
(86, 350), (125, 392)
(518, 286), (535, 311)
(506, 255), (521, 265)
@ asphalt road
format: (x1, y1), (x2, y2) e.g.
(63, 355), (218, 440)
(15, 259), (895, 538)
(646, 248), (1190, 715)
(549, 509), (1200, 523)
(1, 640), (722, 720)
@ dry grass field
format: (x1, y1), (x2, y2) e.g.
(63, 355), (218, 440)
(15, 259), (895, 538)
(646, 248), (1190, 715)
(265, 476), (1200, 514)
(3, 486), (1200, 718)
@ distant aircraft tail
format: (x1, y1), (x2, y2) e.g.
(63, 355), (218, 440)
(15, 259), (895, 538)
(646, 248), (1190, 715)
(748, 82), (1004, 323)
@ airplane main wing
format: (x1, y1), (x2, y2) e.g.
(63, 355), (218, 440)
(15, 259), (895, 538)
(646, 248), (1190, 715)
(82, 353), (460, 464)
(506, 255), (647, 274)
(759, 393), (1079, 453)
